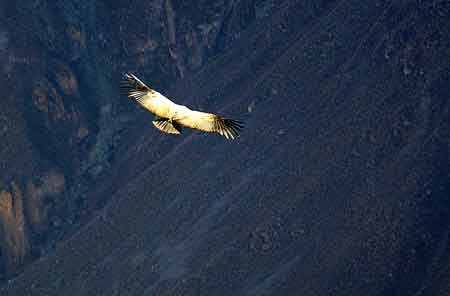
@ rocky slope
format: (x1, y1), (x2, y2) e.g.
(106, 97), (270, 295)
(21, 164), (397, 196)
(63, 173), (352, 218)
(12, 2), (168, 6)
(1, 0), (450, 295)
(0, 0), (273, 281)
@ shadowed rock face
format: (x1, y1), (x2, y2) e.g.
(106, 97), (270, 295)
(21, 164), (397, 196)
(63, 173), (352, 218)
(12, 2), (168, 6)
(1, 0), (450, 295)
(0, 0), (268, 281)
(0, 183), (29, 278)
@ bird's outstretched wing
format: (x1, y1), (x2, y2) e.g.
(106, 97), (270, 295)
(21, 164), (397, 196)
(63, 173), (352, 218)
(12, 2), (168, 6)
(121, 73), (176, 118)
(120, 73), (151, 102)
(175, 109), (244, 140)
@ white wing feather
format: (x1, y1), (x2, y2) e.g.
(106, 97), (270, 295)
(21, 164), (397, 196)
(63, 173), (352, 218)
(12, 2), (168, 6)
(175, 108), (243, 140)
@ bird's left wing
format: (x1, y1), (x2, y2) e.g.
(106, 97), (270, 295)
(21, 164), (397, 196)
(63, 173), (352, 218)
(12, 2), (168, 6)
(175, 108), (243, 140)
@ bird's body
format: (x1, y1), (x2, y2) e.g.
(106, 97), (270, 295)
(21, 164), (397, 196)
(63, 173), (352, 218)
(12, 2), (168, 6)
(121, 73), (243, 139)
(141, 90), (177, 118)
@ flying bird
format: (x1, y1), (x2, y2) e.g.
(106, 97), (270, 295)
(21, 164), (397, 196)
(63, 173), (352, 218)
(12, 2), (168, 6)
(120, 73), (243, 139)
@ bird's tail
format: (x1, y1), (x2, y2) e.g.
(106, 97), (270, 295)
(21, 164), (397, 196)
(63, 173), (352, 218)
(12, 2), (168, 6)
(153, 118), (182, 135)
(120, 73), (151, 101)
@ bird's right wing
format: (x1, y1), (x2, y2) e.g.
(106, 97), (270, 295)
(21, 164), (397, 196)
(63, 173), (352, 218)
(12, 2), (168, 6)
(175, 108), (243, 140)
(120, 73), (151, 101)
(120, 72), (160, 114)
(121, 73), (176, 118)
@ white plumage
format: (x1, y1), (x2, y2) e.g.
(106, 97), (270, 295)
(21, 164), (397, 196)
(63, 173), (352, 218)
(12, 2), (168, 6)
(121, 73), (243, 139)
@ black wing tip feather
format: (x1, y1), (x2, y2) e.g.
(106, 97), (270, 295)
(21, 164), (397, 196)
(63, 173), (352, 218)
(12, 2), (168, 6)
(120, 73), (135, 95)
(120, 72), (151, 101)
(215, 117), (244, 140)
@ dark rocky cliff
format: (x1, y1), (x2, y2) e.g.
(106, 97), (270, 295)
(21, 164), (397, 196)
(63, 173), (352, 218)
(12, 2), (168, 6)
(1, 0), (450, 295)
(0, 0), (268, 280)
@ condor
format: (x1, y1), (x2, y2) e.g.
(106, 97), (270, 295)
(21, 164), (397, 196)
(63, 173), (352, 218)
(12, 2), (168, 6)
(121, 73), (243, 140)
